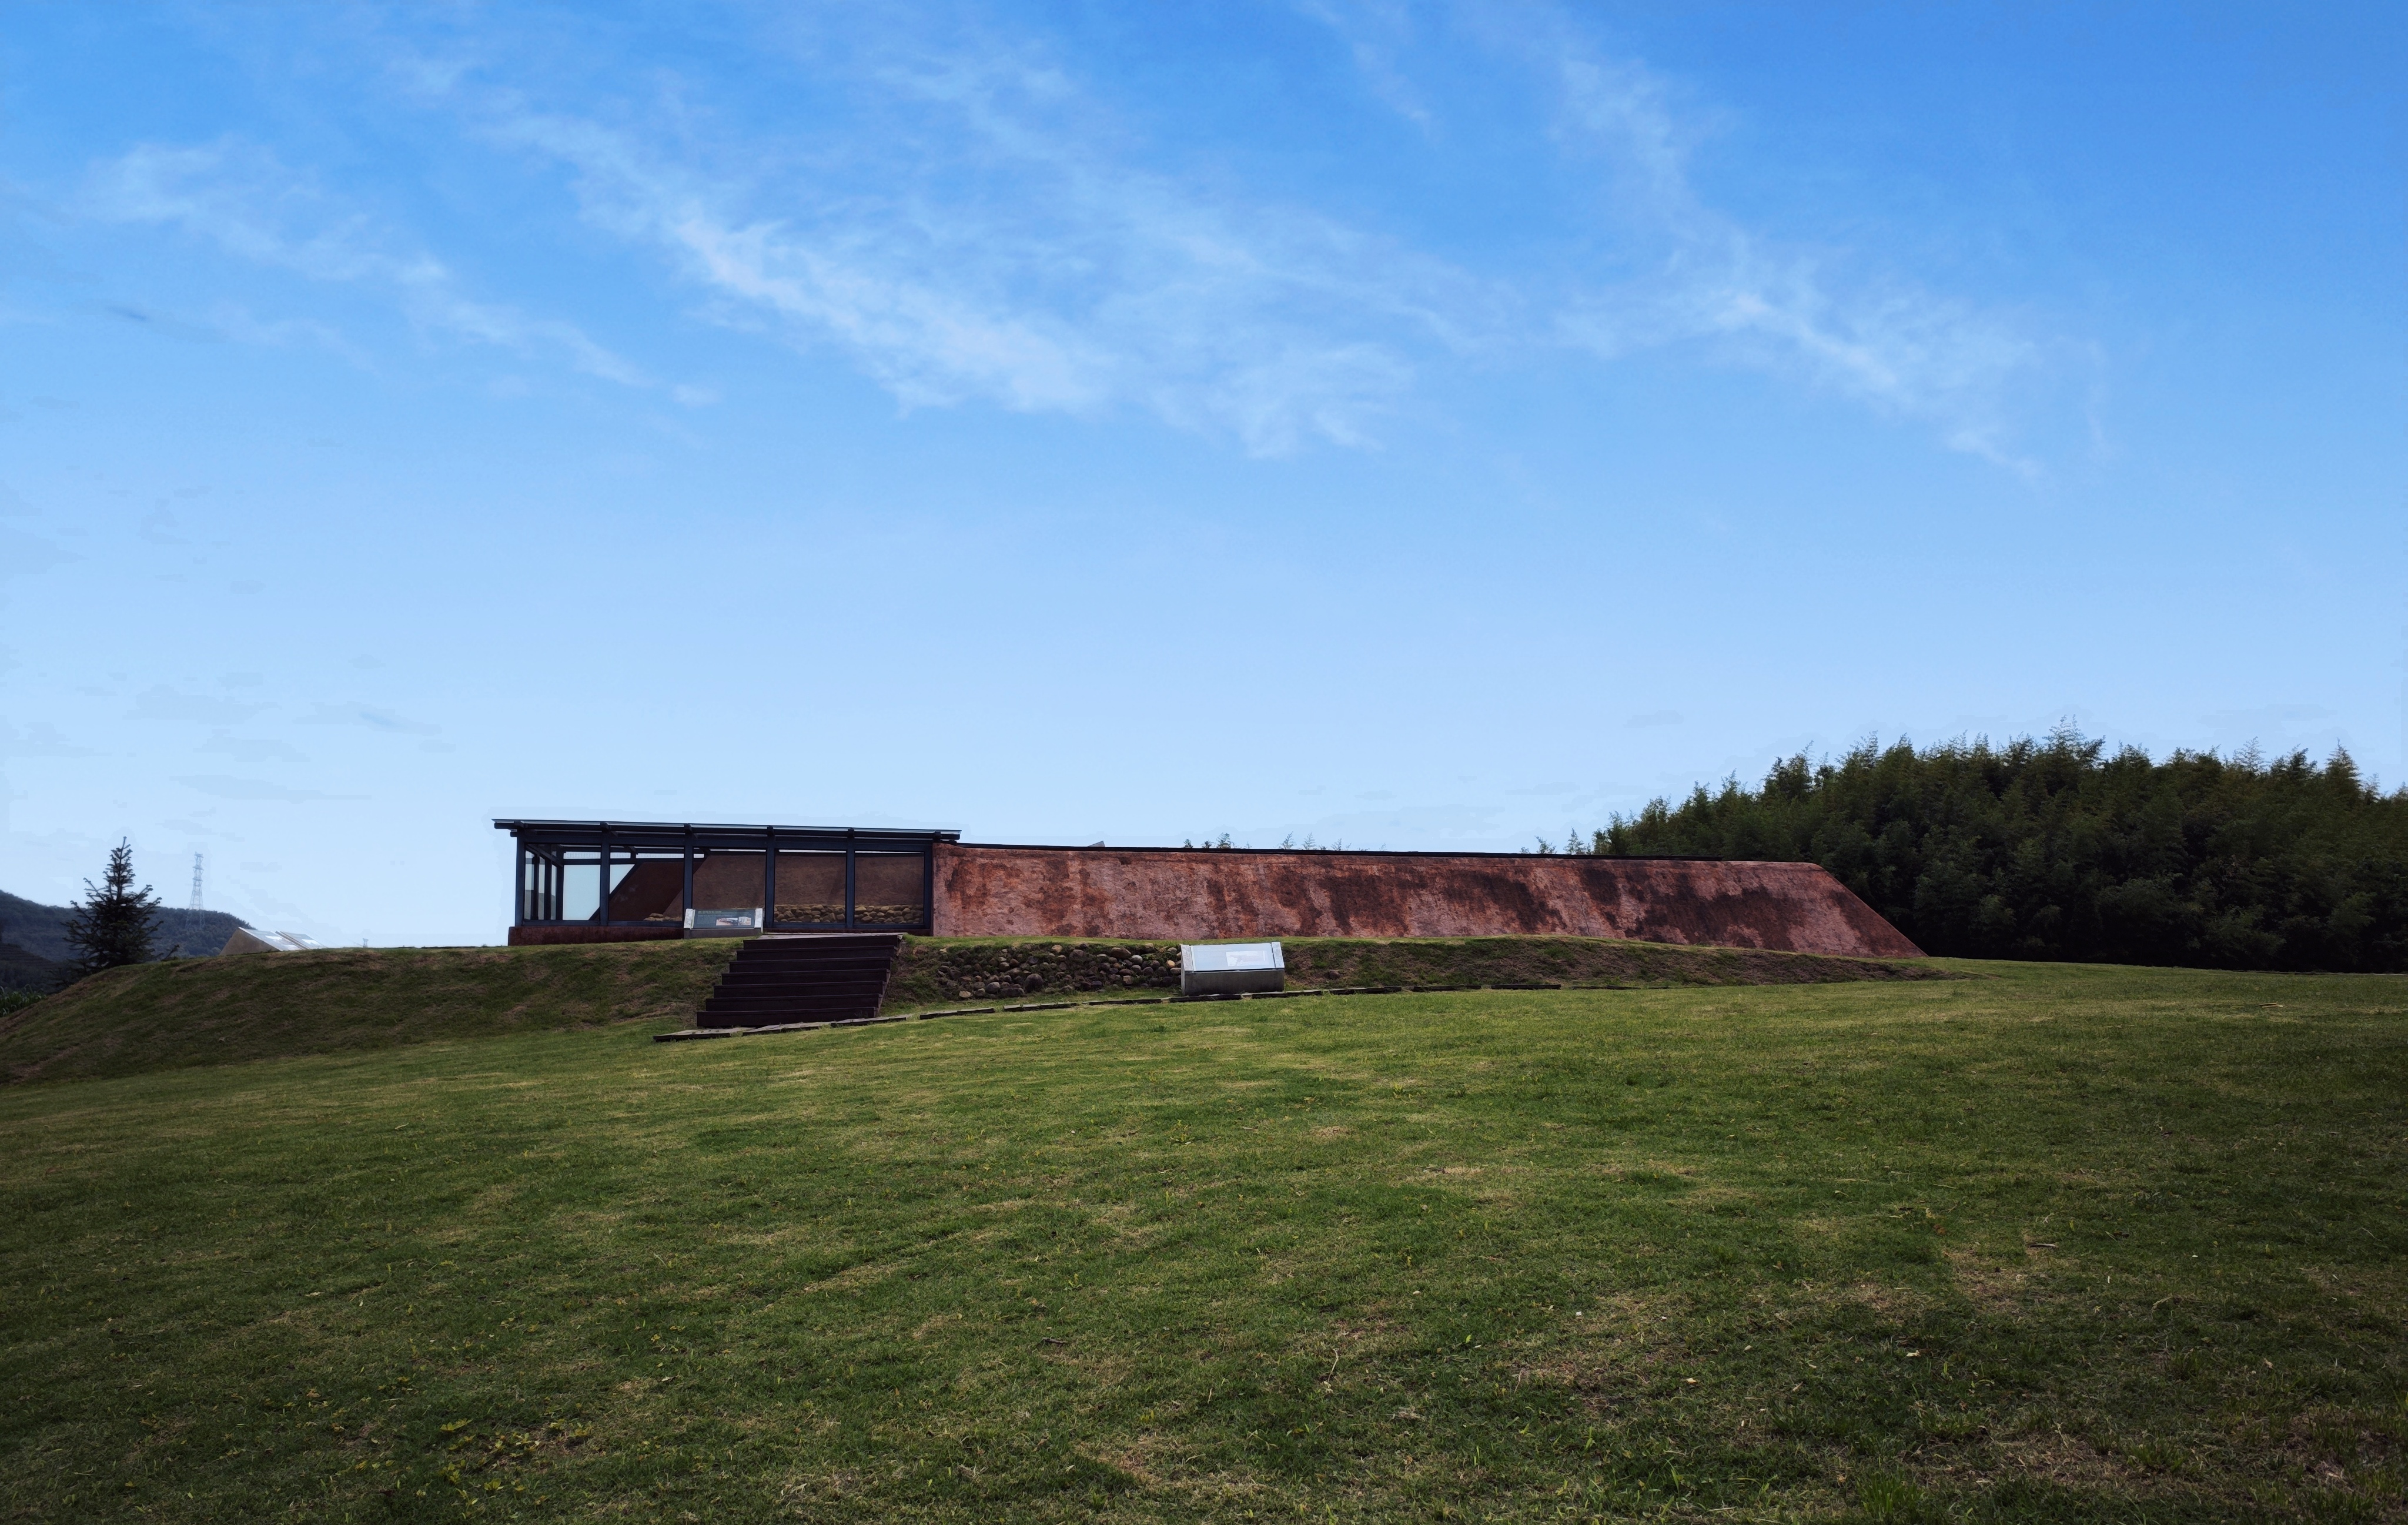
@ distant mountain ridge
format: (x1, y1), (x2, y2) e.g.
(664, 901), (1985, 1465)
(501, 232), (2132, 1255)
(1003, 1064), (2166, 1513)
(0, 888), (252, 967)
(0, 942), (63, 994)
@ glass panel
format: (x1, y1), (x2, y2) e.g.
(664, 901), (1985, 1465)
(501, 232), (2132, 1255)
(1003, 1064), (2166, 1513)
(606, 854), (687, 924)
(852, 851), (927, 926)
(513, 835), (939, 926)
(520, 848), (556, 921)
(774, 851), (847, 926)
(688, 850), (766, 919)
(559, 852), (603, 923)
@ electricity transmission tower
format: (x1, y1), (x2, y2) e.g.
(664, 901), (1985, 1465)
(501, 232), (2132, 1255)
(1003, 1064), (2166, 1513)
(190, 853), (203, 911)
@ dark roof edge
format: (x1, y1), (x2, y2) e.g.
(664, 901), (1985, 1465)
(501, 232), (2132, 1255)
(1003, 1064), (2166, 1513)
(487, 821), (1807, 865)
(494, 819), (962, 841)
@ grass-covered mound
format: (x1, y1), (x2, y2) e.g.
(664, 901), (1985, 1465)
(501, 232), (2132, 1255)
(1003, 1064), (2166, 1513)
(881, 934), (1945, 1012)
(0, 941), (737, 1085)
(1282, 934), (1944, 992)
(7, 937), (1940, 1085)
(1, 964), (2400, 1521)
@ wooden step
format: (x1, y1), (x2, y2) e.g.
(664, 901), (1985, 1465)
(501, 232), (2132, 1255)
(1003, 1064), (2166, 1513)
(695, 933), (903, 1029)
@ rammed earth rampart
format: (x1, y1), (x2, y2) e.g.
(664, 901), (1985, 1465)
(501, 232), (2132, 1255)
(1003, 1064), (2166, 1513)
(495, 821), (1922, 959)
(932, 845), (1922, 958)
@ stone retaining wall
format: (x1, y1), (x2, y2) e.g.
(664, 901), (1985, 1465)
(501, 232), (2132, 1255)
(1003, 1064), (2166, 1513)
(887, 941), (1182, 1005)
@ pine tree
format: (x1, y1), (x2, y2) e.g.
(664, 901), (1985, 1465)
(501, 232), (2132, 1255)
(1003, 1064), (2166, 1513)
(63, 839), (162, 978)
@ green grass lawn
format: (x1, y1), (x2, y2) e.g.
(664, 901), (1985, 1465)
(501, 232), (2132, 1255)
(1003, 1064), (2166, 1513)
(1, 961), (2402, 1522)
(1, 934), (1933, 1087)
(0, 942), (738, 1086)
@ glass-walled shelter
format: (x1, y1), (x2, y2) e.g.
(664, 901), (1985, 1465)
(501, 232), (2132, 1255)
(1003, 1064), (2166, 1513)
(495, 820), (959, 941)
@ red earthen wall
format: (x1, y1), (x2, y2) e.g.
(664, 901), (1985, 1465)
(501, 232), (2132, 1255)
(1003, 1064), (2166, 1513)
(930, 846), (1922, 958)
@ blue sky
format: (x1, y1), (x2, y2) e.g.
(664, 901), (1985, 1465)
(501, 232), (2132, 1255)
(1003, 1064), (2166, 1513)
(1, 2), (2400, 947)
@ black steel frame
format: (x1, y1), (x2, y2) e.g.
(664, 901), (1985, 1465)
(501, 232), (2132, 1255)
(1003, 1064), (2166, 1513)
(494, 820), (958, 933)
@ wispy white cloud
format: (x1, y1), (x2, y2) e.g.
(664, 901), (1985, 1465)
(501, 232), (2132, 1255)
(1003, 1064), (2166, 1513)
(1303, 1), (2061, 466)
(1292, 0), (1437, 129)
(81, 138), (647, 386)
(431, 39), (1491, 455)
(0, 720), (101, 759)
(1533, 39), (2052, 468)
(201, 302), (369, 364)
(298, 701), (442, 736)
(79, 6), (2072, 466)
(129, 685), (269, 727)
(0, 523), (74, 588)
(199, 732), (307, 763)
(174, 773), (356, 802)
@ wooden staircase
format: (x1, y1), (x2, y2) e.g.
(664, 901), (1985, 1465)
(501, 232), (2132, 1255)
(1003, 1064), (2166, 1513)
(697, 932), (902, 1029)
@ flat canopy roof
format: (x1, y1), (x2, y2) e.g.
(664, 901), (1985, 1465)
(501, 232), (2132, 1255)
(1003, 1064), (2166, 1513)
(494, 819), (962, 848)
(492, 820), (1726, 860)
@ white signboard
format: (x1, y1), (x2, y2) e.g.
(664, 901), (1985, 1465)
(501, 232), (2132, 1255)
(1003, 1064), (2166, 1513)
(1180, 940), (1286, 994)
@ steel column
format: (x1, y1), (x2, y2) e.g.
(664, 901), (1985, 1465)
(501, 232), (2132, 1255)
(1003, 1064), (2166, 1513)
(844, 832), (857, 930)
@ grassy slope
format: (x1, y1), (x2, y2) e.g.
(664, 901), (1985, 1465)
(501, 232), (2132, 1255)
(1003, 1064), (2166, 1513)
(0, 942), (737, 1084)
(884, 935), (1947, 1012)
(4, 937), (1933, 1086)
(0, 964), (2401, 1523)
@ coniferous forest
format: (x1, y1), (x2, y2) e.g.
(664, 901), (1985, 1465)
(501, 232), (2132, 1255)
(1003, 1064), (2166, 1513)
(1592, 731), (2408, 971)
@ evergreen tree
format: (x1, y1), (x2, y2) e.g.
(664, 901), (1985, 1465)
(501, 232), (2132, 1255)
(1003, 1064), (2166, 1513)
(62, 839), (162, 978)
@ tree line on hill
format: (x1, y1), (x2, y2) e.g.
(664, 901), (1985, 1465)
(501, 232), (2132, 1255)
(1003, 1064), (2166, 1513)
(0, 844), (249, 996)
(1574, 731), (2408, 971)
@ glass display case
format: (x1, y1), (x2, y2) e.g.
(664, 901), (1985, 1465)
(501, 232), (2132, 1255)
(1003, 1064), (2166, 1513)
(496, 821), (955, 939)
